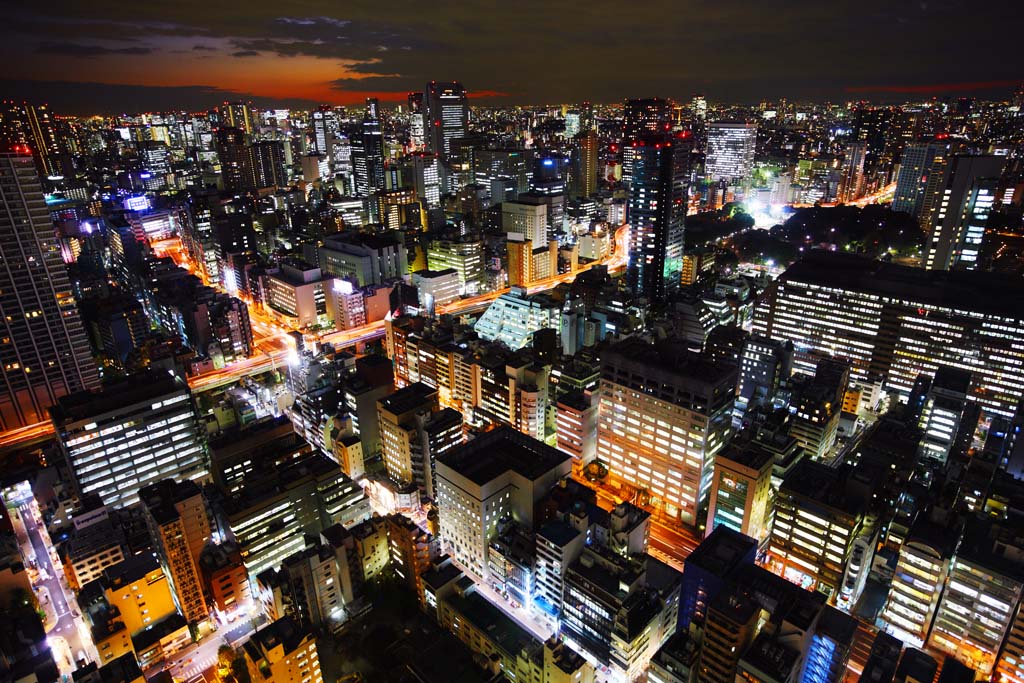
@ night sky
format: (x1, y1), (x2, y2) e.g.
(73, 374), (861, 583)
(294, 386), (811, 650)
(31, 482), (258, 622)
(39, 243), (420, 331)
(2, 0), (1022, 114)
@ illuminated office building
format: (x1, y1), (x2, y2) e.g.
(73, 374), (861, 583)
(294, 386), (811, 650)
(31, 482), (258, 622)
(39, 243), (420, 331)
(224, 101), (253, 134)
(0, 102), (62, 178)
(923, 155), (1004, 271)
(766, 460), (875, 603)
(705, 122), (757, 183)
(407, 92), (425, 149)
(426, 238), (485, 295)
(735, 335), (792, 422)
(377, 382), (462, 499)
(916, 366), (975, 464)
(837, 141), (866, 202)
(891, 138), (960, 220)
(880, 514), (960, 648)
(425, 81), (468, 157)
(622, 98), (672, 186)
(762, 252), (1024, 420)
(704, 442), (773, 547)
(502, 200), (549, 249)
(436, 427), (572, 579)
(411, 151), (443, 208)
(310, 105), (333, 160)
(576, 130), (598, 199)
(555, 391), (598, 472)
(52, 369), (207, 510)
(596, 338), (736, 527)
(927, 525), (1023, 678)
(474, 287), (562, 351)
(352, 99), (385, 200)
(0, 151), (99, 429)
(215, 126), (253, 192)
(952, 176), (998, 270)
(627, 133), (689, 302)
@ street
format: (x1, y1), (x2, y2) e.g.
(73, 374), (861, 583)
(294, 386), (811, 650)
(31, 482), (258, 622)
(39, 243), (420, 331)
(7, 487), (92, 674)
(576, 473), (699, 571)
(149, 618), (258, 682)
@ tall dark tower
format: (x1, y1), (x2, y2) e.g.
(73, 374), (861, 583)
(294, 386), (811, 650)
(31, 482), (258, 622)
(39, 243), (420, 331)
(627, 133), (690, 302)
(0, 150), (99, 429)
(576, 130), (598, 199)
(622, 98), (672, 187)
(353, 98), (386, 202)
(425, 81), (468, 157)
(215, 127), (253, 192)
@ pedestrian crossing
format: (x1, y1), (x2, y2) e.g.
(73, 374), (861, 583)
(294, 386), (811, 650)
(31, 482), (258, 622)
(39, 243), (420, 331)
(177, 654), (216, 681)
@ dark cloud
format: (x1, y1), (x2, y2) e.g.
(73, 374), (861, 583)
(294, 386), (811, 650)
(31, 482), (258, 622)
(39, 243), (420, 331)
(35, 41), (153, 57)
(231, 50), (259, 57)
(0, 79), (317, 115)
(276, 16), (350, 28)
(3, 1), (1023, 106)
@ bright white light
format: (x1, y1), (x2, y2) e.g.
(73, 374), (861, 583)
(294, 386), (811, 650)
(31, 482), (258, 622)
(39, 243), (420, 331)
(334, 279), (354, 295)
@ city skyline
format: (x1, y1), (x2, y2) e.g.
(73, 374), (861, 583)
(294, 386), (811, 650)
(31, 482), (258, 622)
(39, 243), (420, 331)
(1, 7), (1024, 682)
(2, 2), (1023, 114)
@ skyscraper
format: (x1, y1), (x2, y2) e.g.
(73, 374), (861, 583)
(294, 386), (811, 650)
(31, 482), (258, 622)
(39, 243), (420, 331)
(250, 140), (287, 189)
(353, 98), (385, 201)
(0, 103), (62, 179)
(622, 98), (672, 186)
(596, 338), (736, 527)
(923, 154), (1005, 271)
(576, 130), (598, 199)
(890, 137), (959, 219)
(311, 104), (333, 160)
(0, 151), (98, 429)
(838, 141), (867, 202)
(952, 175), (999, 269)
(705, 122), (757, 183)
(215, 126), (254, 192)
(224, 101), (253, 134)
(407, 92), (425, 149)
(627, 133), (689, 301)
(425, 81), (468, 157)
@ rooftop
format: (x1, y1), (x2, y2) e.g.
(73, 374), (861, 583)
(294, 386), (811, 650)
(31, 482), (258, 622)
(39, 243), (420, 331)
(101, 553), (161, 590)
(685, 526), (756, 577)
(438, 426), (571, 486)
(781, 251), (1024, 318)
(247, 616), (310, 657)
(443, 590), (537, 658)
(740, 633), (801, 682)
(378, 382), (437, 416)
(50, 369), (187, 424)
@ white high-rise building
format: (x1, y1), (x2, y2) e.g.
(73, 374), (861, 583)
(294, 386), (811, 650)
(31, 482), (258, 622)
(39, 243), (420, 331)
(436, 427), (572, 579)
(502, 201), (548, 249)
(705, 122), (757, 183)
(474, 287), (562, 351)
(52, 369), (208, 509)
